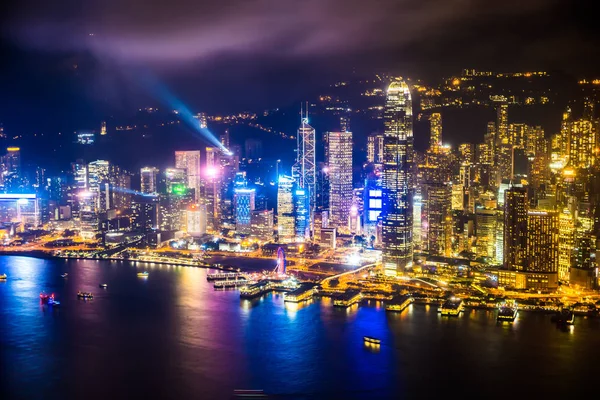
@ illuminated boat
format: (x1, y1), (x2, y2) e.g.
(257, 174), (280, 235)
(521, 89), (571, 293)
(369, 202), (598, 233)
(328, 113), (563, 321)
(39, 293), (50, 303)
(497, 300), (518, 322)
(99, 283), (108, 288)
(385, 295), (414, 312)
(47, 295), (61, 307)
(363, 336), (381, 345)
(77, 291), (94, 300)
(555, 308), (575, 325)
(137, 271), (149, 277)
(61, 273), (68, 278)
(440, 297), (463, 316)
(0, 273), (7, 280)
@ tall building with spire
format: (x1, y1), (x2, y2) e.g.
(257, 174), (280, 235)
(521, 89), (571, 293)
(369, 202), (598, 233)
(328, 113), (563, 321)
(381, 79), (414, 276)
(293, 104), (316, 234)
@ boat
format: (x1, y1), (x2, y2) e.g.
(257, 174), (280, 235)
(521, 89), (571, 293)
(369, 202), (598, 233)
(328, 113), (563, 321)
(385, 295), (414, 312)
(497, 300), (518, 322)
(363, 336), (381, 345)
(555, 308), (575, 325)
(0, 273), (7, 280)
(39, 292), (50, 303)
(47, 295), (61, 307)
(440, 297), (463, 316)
(61, 273), (68, 278)
(77, 291), (94, 300)
(99, 283), (108, 288)
(137, 271), (149, 277)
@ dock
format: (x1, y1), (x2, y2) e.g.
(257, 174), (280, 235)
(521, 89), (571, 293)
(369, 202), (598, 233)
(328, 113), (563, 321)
(207, 272), (246, 281)
(240, 280), (272, 299)
(333, 289), (362, 308)
(213, 279), (249, 289)
(284, 283), (317, 303)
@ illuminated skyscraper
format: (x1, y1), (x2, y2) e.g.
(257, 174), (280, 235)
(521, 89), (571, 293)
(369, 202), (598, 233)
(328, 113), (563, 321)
(293, 106), (316, 230)
(294, 188), (310, 241)
(429, 113), (442, 153)
(5, 147), (21, 176)
(186, 204), (207, 236)
(100, 121), (107, 136)
(175, 151), (201, 202)
(367, 133), (385, 165)
(476, 208), (497, 260)
(568, 119), (596, 168)
(526, 210), (559, 274)
(558, 209), (575, 282)
(277, 175), (295, 242)
(326, 131), (353, 232)
(496, 104), (509, 145)
(140, 167), (158, 194)
(234, 188), (255, 235)
(458, 143), (474, 164)
(422, 183), (452, 256)
(165, 168), (187, 195)
(503, 187), (528, 271)
(381, 79), (414, 276)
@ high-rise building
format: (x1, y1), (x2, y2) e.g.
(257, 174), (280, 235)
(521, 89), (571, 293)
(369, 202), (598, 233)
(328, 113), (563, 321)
(496, 104), (509, 146)
(422, 183), (452, 256)
(88, 160), (110, 211)
(326, 131), (353, 232)
(186, 204), (207, 236)
(429, 113), (442, 153)
(526, 210), (559, 273)
(131, 195), (159, 232)
(476, 208), (497, 260)
(367, 133), (384, 165)
(165, 168), (187, 195)
(234, 188), (256, 235)
(568, 119), (596, 168)
(293, 107), (316, 230)
(277, 175), (295, 242)
(503, 187), (528, 271)
(381, 79), (414, 276)
(140, 167), (158, 194)
(175, 151), (202, 202)
(294, 188), (310, 241)
(557, 208), (575, 282)
(458, 143), (474, 164)
(4, 147), (21, 176)
(250, 209), (274, 241)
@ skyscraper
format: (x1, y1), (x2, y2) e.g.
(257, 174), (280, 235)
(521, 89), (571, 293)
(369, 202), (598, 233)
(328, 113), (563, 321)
(429, 113), (442, 153)
(234, 188), (256, 235)
(140, 167), (158, 194)
(367, 133), (384, 165)
(5, 147), (21, 176)
(381, 79), (414, 276)
(422, 183), (452, 256)
(175, 151), (201, 202)
(526, 210), (559, 273)
(277, 175), (295, 242)
(326, 131), (353, 232)
(503, 187), (528, 271)
(293, 106), (316, 232)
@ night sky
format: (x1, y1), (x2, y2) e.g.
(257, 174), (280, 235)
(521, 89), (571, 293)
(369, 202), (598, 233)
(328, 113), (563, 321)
(1, 0), (599, 134)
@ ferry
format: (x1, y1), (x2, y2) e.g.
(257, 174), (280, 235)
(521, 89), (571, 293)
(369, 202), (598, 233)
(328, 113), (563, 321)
(0, 273), (7, 280)
(99, 283), (108, 289)
(40, 292), (50, 303)
(333, 289), (362, 308)
(137, 271), (149, 277)
(48, 295), (61, 307)
(497, 300), (518, 322)
(440, 297), (463, 316)
(61, 273), (68, 278)
(554, 308), (575, 325)
(77, 291), (94, 300)
(385, 295), (414, 313)
(363, 336), (381, 345)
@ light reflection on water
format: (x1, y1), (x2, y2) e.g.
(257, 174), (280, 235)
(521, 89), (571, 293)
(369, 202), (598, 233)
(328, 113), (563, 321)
(1, 256), (600, 400)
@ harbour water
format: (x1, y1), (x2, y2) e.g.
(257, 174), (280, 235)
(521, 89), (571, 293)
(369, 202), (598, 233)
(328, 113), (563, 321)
(1, 256), (599, 399)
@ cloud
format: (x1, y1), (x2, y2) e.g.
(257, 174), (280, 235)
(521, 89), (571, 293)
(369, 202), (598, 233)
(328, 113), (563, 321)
(4, 0), (553, 66)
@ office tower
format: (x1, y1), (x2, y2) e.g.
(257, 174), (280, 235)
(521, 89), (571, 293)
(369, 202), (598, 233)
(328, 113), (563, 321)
(422, 183), (452, 256)
(363, 177), (383, 241)
(367, 133), (384, 165)
(165, 168), (187, 194)
(558, 208), (575, 282)
(277, 175), (295, 242)
(429, 113), (442, 153)
(244, 139), (263, 160)
(206, 147), (218, 169)
(131, 195), (159, 232)
(234, 188), (256, 235)
(72, 161), (88, 189)
(568, 119), (596, 168)
(140, 167), (158, 194)
(508, 123), (526, 149)
(496, 104), (509, 146)
(325, 131), (353, 232)
(476, 208), (497, 260)
(175, 151), (202, 202)
(526, 210), (559, 273)
(5, 147), (21, 176)
(381, 79), (414, 276)
(158, 194), (184, 232)
(477, 143), (492, 165)
(88, 160), (110, 211)
(495, 210), (504, 264)
(100, 121), (107, 136)
(485, 121), (496, 164)
(529, 136), (549, 191)
(451, 184), (465, 211)
(294, 188), (310, 241)
(112, 169), (131, 212)
(458, 143), (474, 164)
(251, 209), (274, 241)
(293, 106), (316, 230)
(186, 204), (207, 236)
(412, 194), (422, 250)
(503, 187), (528, 271)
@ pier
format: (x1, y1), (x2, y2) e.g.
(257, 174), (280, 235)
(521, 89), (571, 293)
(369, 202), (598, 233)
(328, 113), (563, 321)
(207, 272), (246, 281)
(213, 279), (250, 289)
